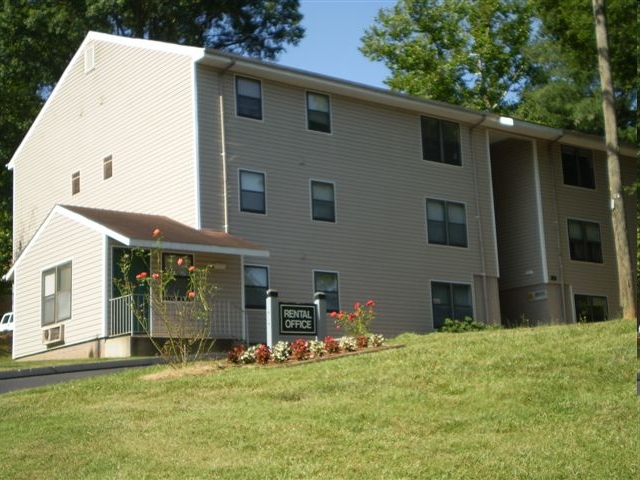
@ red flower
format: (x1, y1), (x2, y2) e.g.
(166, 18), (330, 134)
(135, 272), (148, 280)
(366, 299), (375, 307)
(329, 311), (338, 318)
(188, 265), (196, 272)
(152, 228), (161, 238)
(188, 291), (196, 299)
(152, 273), (160, 280)
(354, 302), (361, 310)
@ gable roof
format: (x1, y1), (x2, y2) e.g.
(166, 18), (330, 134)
(4, 205), (268, 280)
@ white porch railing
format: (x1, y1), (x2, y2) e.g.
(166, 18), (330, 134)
(109, 295), (246, 340)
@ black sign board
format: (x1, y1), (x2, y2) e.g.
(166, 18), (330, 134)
(279, 303), (316, 335)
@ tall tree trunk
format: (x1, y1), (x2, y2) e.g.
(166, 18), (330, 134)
(592, 0), (636, 320)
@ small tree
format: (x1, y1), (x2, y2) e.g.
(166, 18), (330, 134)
(114, 229), (218, 366)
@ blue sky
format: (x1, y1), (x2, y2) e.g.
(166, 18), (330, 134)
(276, 0), (395, 88)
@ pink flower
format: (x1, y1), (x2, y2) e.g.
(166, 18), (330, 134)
(152, 273), (160, 280)
(188, 291), (196, 299)
(177, 257), (184, 267)
(188, 265), (196, 272)
(135, 272), (148, 281)
(329, 311), (338, 318)
(152, 228), (161, 238)
(354, 302), (361, 310)
(336, 324), (341, 330)
(366, 299), (375, 307)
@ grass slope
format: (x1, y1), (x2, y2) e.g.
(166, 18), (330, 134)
(0, 320), (636, 479)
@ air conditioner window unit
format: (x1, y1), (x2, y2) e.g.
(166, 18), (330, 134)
(42, 324), (64, 345)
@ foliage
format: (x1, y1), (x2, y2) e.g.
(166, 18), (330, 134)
(339, 336), (357, 352)
(114, 229), (218, 366)
(253, 343), (271, 365)
(271, 341), (291, 363)
(361, 0), (636, 143)
(288, 338), (309, 360)
(361, 0), (536, 113)
(329, 299), (377, 338)
(438, 316), (490, 333)
(323, 336), (340, 353)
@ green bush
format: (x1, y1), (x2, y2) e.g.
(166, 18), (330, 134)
(438, 316), (490, 333)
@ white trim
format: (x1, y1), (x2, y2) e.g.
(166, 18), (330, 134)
(192, 61), (201, 229)
(484, 130), (500, 278)
(102, 235), (109, 338)
(532, 141), (549, 282)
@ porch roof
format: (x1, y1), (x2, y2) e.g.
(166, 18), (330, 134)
(59, 205), (269, 257)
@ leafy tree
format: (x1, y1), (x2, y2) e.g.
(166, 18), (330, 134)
(360, 0), (536, 113)
(0, 0), (304, 293)
(518, 0), (636, 143)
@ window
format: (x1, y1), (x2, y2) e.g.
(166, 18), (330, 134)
(574, 295), (608, 322)
(311, 181), (335, 222)
(72, 171), (80, 195)
(431, 282), (473, 330)
(245, 266), (268, 308)
(162, 253), (194, 300)
(239, 170), (266, 214)
(42, 262), (72, 326)
(307, 92), (331, 133)
(426, 199), (467, 247)
(103, 155), (113, 180)
(236, 76), (262, 120)
(562, 146), (595, 189)
(568, 219), (602, 263)
(421, 116), (461, 165)
(314, 271), (340, 312)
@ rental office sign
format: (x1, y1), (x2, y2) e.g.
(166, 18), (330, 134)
(279, 303), (316, 335)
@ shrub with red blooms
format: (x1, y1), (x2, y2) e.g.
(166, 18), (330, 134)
(254, 343), (271, 365)
(323, 336), (340, 354)
(289, 338), (310, 360)
(356, 335), (369, 349)
(329, 299), (377, 337)
(227, 343), (246, 364)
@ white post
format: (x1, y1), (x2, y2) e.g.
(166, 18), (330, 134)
(314, 292), (326, 341)
(266, 289), (279, 348)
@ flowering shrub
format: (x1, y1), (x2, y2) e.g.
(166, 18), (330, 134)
(308, 340), (326, 357)
(239, 345), (259, 364)
(339, 336), (357, 352)
(226, 335), (386, 366)
(368, 334), (385, 347)
(290, 339), (310, 360)
(254, 343), (271, 365)
(227, 343), (246, 363)
(323, 336), (340, 354)
(330, 299), (376, 337)
(272, 341), (291, 363)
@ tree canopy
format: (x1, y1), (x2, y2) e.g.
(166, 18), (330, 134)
(0, 0), (304, 289)
(361, 0), (636, 142)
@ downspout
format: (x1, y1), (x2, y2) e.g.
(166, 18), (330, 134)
(218, 60), (236, 233)
(469, 115), (491, 324)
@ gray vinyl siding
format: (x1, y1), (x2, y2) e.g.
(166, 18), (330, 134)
(543, 143), (635, 317)
(12, 39), (198, 259)
(199, 71), (500, 338)
(12, 214), (104, 359)
(490, 138), (543, 289)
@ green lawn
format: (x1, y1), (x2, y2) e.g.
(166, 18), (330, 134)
(0, 320), (636, 479)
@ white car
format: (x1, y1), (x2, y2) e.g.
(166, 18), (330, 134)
(0, 312), (13, 333)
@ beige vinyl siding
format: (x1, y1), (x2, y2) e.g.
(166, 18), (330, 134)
(490, 138), (543, 289)
(545, 143), (634, 317)
(200, 72), (499, 338)
(13, 214), (104, 359)
(195, 65), (225, 230)
(12, 39), (198, 259)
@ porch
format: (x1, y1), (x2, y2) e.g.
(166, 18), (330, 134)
(109, 294), (248, 341)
